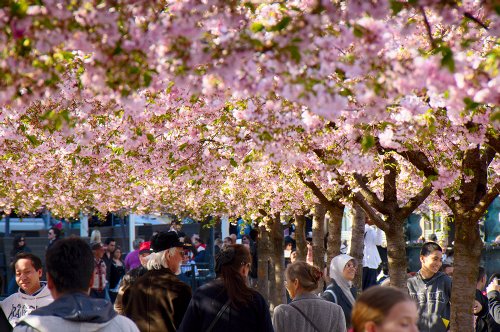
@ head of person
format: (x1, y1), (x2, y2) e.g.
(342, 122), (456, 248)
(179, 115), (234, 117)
(191, 234), (201, 247)
(45, 238), (95, 299)
(284, 242), (292, 251)
(13, 253), (43, 295)
(91, 242), (105, 259)
(285, 261), (322, 299)
(147, 231), (185, 274)
(440, 264), (454, 278)
(290, 250), (298, 263)
(138, 241), (152, 266)
(352, 286), (418, 332)
(113, 246), (122, 260)
(330, 254), (356, 283)
(132, 237), (145, 250)
(105, 237), (116, 253)
(223, 237), (233, 247)
(419, 242), (443, 276)
(89, 229), (101, 243)
(48, 227), (61, 241)
(476, 266), (486, 289)
(170, 220), (182, 232)
(13, 234), (26, 249)
(230, 233), (237, 243)
(215, 244), (253, 307)
(241, 234), (251, 245)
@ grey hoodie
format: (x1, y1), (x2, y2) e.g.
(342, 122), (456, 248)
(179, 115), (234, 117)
(407, 271), (452, 332)
(13, 292), (138, 332)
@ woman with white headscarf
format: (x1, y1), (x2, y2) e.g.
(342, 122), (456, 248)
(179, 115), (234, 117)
(321, 254), (357, 329)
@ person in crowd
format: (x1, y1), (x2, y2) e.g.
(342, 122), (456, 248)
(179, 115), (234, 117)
(124, 238), (144, 271)
(114, 241), (151, 314)
(124, 231), (191, 332)
(0, 253), (53, 331)
(102, 237), (116, 299)
(428, 233), (438, 243)
(351, 286), (419, 332)
(306, 237), (314, 265)
(322, 254), (357, 329)
(13, 238), (138, 332)
(169, 220), (182, 234)
(89, 242), (107, 299)
(109, 246), (125, 304)
(440, 264), (454, 279)
(475, 267), (500, 332)
(284, 231), (297, 251)
(230, 233), (237, 244)
(273, 261), (346, 332)
(407, 242), (451, 332)
(89, 229), (102, 244)
(284, 242), (293, 267)
(223, 236), (234, 248)
(214, 238), (223, 254)
(486, 273), (500, 325)
(193, 237), (209, 264)
(290, 251), (298, 264)
(8, 235), (32, 295)
(46, 227), (61, 250)
(376, 262), (389, 285)
(363, 218), (383, 290)
(178, 244), (273, 332)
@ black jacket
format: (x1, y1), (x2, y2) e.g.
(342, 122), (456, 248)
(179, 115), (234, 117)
(321, 280), (356, 328)
(476, 289), (500, 332)
(178, 280), (273, 332)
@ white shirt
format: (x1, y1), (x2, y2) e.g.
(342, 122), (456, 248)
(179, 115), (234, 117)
(363, 224), (383, 269)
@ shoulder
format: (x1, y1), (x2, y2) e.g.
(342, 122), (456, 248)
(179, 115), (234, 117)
(110, 315), (140, 331)
(273, 304), (291, 316)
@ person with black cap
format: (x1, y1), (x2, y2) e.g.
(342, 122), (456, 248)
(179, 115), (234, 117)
(123, 231), (192, 332)
(178, 244), (273, 332)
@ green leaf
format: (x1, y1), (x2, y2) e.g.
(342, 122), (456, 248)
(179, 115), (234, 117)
(361, 135), (375, 152)
(230, 158), (238, 167)
(250, 22), (265, 33)
(390, 0), (405, 15)
(439, 46), (455, 72)
(285, 45), (301, 63)
(269, 16), (292, 32)
(146, 133), (155, 142)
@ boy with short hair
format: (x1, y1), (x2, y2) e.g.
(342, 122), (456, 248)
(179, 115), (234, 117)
(407, 242), (451, 332)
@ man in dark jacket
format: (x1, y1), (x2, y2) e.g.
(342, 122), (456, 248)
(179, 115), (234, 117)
(486, 276), (500, 325)
(407, 242), (451, 332)
(14, 238), (138, 332)
(123, 231), (192, 332)
(474, 267), (500, 332)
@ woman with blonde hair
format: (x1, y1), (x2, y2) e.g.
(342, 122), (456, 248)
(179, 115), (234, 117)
(351, 286), (418, 332)
(273, 261), (346, 332)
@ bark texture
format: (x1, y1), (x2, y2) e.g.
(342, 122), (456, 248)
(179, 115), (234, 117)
(326, 204), (344, 273)
(270, 214), (286, 307)
(257, 224), (270, 301)
(349, 203), (365, 293)
(294, 213), (307, 261)
(313, 203), (327, 293)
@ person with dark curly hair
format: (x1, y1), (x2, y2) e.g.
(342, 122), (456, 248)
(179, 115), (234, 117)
(178, 244), (273, 332)
(274, 261), (346, 332)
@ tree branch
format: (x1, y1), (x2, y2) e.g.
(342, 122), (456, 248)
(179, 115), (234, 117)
(397, 150), (438, 178)
(470, 182), (500, 222)
(486, 132), (500, 155)
(420, 6), (436, 49)
(383, 154), (399, 211)
(352, 192), (390, 231)
(463, 12), (489, 30)
(353, 173), (390, 215)
(399, 183), (434, 219)
(297, 171), (343, 210)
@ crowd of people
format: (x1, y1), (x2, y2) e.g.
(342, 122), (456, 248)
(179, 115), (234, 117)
(0, 227), (499, 332)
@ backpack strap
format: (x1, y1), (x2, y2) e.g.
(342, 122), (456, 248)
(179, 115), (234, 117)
(288, 303), (321, 332)
(206, 299), (231, 332)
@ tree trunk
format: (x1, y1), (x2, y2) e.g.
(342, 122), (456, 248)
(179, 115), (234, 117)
(313, 204), (327, 293)
(270, 215), (286, 308)
(449, 217), (482, 332)
(349, 203), (365, 293)
(385, 220), (408, 289)
(326, 204), (344, 274)
(294, 213), (307, 261)
(257, 224), (270, 301)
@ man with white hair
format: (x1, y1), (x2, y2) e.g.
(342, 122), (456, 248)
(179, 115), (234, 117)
(123, 232), (191, 332)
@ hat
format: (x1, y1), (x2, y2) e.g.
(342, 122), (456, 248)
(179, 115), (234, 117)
(139, 241), (152, 255)
(90, 242), (103, 250)
(151, 231), (184, 253)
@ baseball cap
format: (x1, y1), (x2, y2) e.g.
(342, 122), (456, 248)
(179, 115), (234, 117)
(139, 241), (152, 255)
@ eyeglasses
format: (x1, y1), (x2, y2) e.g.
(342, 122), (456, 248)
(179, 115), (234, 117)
(345, 263), (357, 269)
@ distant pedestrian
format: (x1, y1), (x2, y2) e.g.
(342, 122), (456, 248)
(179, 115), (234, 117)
(46, 227), (61, 250)
(108, 246), (125, 304)
(486, 273), (500, 325)
(322, 254), (357, 329)
(124, 238), (144, 271)
(178, 244), (273, 332)
(89, 242), (107, 299)
(407, 242), (451, 332)
(363, 218), (383, 290)
(0, 253), (53, 331)
(124, 231), (191, 332)
(274, 261), (346, 332)
(114, 241), (151, 314)
(351, 286), (418, 332)
(13, 238), (138, 332)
